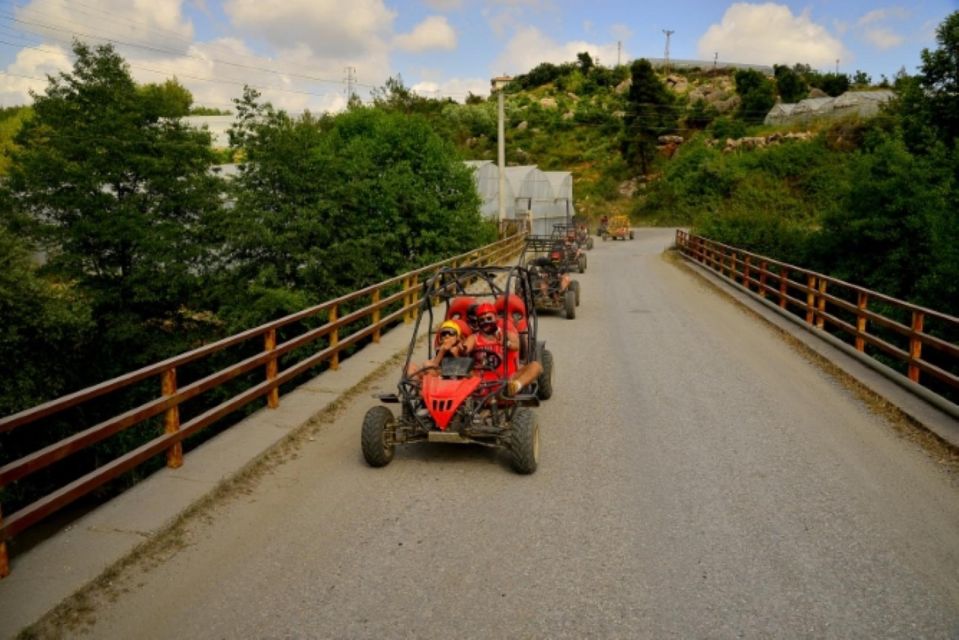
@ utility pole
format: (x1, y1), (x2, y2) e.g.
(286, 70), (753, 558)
(713, 51), (718, 70)
(344, 66), (356, 102)
(662, 29), (675, 76)
(835, 58), (840, 74)
(617, 40), (622, 67)
(494, 79), (506, 228)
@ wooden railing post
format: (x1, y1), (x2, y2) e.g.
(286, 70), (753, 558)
(855, 292), (868, 352)
(371, 289), (382, 343)
(816, 279), (827, 329)
(743, 255), (752, 290)
(1, 504), (9, 578)
(162, 368), (182, 469)
(909, 311), (924, 383)
(329, 304), (339, 371)
(779, 267), (789, 309)
(758, 261), (768, 298)
(402, 276), (412, 323)
(411, 274), (420, 320)
(265, 329), (279, 409)
(805, 275), (817, 324)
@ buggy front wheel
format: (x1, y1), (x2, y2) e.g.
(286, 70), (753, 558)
(509, 408), (539, 474)
(570, 280), (580, 306)
(361, 406), (395, 467)
(564, 290), (576, 319)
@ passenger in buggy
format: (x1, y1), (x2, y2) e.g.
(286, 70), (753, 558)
(405, 319), (471, 378)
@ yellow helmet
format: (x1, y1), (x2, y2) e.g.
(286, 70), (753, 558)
(439, 319), (462, 337)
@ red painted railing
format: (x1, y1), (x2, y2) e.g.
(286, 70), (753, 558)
(676, 230), (959, 404)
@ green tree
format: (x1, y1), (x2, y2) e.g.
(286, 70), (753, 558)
(774, 64), (809, 103)
(852, 70), (872, 86)
(917, 10), (959, 145)
(6, 42), (224, 373)
(621, 59), (677, 174)
(577, 51), (594, 74)
(734, 68), (775, 123)
(219, 90), (493, 327)
(815, 136), (950, 302)
(816, 72), (850, 97)
(685, 98), (717, 129)
(0, 226), (94, 415)
(138, 77), (192, 119)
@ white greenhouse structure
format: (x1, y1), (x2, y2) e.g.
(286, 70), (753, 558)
(465, 161), (577, 235)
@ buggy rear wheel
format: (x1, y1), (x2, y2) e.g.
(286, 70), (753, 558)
(564, 290), (576, 319)
(536, 348), (554, 400)
(361, 406), (395, 467)
(509, 408), (539, 474)
(578, 255), (586, 273)
(570, 280), (580, 306)
(629, 230), (635, 240)
(586, 237), (594, 250)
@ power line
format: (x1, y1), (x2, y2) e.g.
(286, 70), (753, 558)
(0, 12), (374, 89)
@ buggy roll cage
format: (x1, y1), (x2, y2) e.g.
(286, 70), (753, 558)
(400, 265), (540, 381)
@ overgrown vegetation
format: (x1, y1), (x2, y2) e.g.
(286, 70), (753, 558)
(0, 42), (494, 512)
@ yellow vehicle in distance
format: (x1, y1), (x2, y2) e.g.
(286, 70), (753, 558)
(605, 215), (634, 241)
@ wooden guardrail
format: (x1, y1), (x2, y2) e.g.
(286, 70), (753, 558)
(675, 230), (959, 409)
(0, 233), (527, 577)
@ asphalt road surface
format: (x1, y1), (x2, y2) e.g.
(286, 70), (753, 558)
(75, 229), (959, 639)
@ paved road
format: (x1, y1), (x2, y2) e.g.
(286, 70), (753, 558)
(76, 229), (959, 639)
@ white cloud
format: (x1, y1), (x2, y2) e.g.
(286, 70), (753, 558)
(697, 3), (846, 67)
(853, 7), (908, 51)
(863, 27), (904, 50)
(225, 0), (395, 57)
(14, 0), (194, 52)
(0, 44), (72, 105)
(394, 16), (457, 52)
(856, 8), (908, 27)
(411, 76), (488, 100)
(423, 0), (463, 10)
(492, 27), (621, 75)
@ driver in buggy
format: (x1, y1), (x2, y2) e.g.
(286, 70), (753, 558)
(468, 302), (542, 396)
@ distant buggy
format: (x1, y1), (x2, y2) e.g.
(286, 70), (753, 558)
(520, 236), (580, 319)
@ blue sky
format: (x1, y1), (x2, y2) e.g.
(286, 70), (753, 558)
(0, 0), (954, 110)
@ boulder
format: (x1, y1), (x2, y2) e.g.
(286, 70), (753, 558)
(657, 135), (684, 145)
(540, 97), (558, 110)
(562, 111), (574, 120)
(615, 78), (631, 94)
(516, 120), (528, 131)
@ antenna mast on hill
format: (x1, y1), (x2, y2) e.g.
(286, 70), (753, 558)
(617, 40), (622, 66)
(345, 66), (356, 102)
(663, 29), (675, 75)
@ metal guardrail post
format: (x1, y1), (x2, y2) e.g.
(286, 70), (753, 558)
(371, 289), (381, 343)
(0, 506), (8, 578)
(779, 267), (789, 309)
(856, 292), (868, 352)
(816, 279), (828, 329)
(805, 275), (817, 324)
(329, 304), (340, 371)
(265, 329), (279, 408)
(909, 311), (924, 382)
(743, 255), (752, 291)
(162, 368), (183, 469)
(402, 277), (412, 323)
(759, 261), (768, 298)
